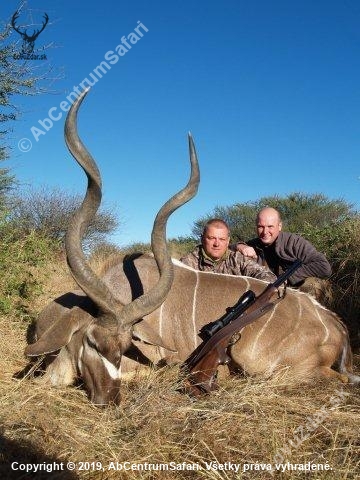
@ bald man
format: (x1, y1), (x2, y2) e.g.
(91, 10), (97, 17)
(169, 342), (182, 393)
(234, 207), (332, 301)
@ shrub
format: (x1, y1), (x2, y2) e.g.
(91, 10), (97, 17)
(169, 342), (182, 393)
(168, 236), (197, 259)
(8, 186), (119, 249)
(302, 218), (360, 343)
(192, 193), (356, 242)
(0, 227), (59, 315)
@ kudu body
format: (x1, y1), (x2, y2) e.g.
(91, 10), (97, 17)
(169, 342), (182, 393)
(102, 258), (358, 382)
(25, 90), (359, 405)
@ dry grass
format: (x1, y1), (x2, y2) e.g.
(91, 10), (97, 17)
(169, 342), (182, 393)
(1, 312), (359, 480)
(1, 257), (359, 480)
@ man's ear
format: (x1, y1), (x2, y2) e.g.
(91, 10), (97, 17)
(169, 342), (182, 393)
(279, 222), (283, 231)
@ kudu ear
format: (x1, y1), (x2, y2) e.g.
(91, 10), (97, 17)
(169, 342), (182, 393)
(132, 320), (177, 352)
(25, 311), (89, 356)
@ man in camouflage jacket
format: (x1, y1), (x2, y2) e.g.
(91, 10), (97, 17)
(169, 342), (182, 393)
(180, 218), (276, 282)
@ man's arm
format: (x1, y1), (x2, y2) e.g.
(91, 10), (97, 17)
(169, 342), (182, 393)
(236, 243), (257, 258)
(230, 238), (259, 259)
(280, 233), (332, 284)
(233, 252), (276, 282)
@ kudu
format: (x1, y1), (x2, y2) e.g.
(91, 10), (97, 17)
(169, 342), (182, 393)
(25, 90), (359, 406)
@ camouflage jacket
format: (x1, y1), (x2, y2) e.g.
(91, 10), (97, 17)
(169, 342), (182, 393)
(180, 246), (277, 282)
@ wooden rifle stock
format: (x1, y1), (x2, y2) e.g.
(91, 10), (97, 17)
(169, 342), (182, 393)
(183, 259), (302, 396)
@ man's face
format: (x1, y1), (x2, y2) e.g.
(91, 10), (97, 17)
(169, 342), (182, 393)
(202, 225), (230, 260)
(256, 212), (282, 245)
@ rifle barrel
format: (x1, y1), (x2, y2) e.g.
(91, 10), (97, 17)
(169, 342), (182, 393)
(272, 259), (302, 288)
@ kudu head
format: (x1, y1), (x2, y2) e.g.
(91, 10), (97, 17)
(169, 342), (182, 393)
(11, 10), (49, 55)
(25, 89), (200, 405)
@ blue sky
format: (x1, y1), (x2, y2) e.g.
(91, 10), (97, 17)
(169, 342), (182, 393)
(4, 0), (360, 245)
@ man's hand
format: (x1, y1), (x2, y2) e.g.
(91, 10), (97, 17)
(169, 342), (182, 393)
(236, 243), (257, 259)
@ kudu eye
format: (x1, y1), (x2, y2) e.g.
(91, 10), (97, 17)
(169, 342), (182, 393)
(86, 336), (97, 350)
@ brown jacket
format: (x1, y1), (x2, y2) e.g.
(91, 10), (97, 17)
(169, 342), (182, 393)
(240, 231), (332, 286)
(180, 246), (277, 282)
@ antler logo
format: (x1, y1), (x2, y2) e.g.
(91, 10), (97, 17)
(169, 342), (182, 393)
(11, 10), (49, 56)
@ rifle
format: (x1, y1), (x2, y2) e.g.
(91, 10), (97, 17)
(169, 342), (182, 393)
(182, 259), (302, 397)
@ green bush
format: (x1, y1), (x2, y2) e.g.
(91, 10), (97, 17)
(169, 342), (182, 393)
(168, 236), (197, 259)
(192, 193), (356, 242)
(302, 218), (360, 340)
(0, 227), (59, 315)
(118, 236), (198, 260)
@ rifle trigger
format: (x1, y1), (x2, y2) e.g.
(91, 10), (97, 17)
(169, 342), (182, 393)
(224, 354), (231, 365)
(218, 350), (231, 365)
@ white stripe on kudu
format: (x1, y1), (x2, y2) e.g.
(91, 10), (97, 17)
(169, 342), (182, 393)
(192, 270), (200, 349)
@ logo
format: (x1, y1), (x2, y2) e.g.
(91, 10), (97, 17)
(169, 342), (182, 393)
(11, 10), (48, 60)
